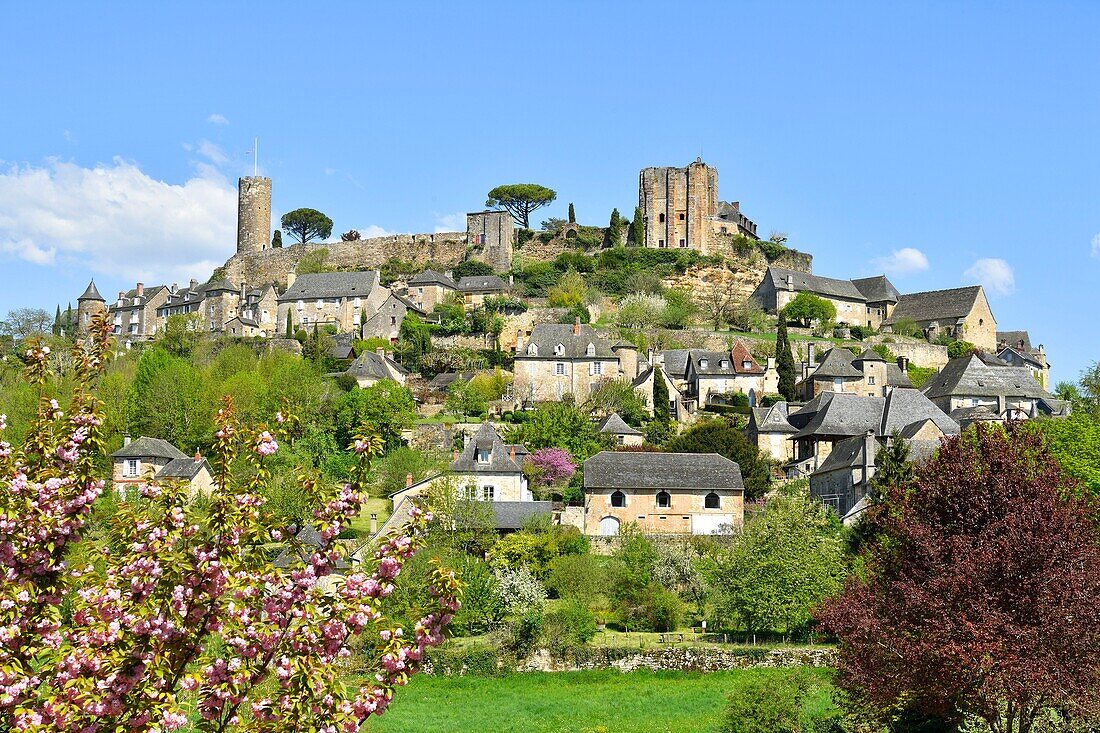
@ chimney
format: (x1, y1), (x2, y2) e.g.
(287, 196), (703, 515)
(135, 282), (144, 297)
(573, 316), (581, 336)
(123, 433), (131, 447)
(508, 274), (515, 286)
(516, 330), (525, 352)
(376, 347), (386, 357)
(405, 473), (414, 488)
(286, 272), (297, 289)
(194, 450), (202, 463)
(240, 281), (247, 303)
(861, 429), (876, 492)
(766, 357), (776, 372)
(370, 513), (378, 534)
(510, 445), (516, 461)
(807, 342), (816, 366)
(171, 282), (178, 293)
(189, 278), (198, 291)
(896, 355), (909, 372)
(445, 270), (454, 279)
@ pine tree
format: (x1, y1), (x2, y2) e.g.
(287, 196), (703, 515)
(568, 202), (576, 224)
(776, 314), (798, 401)
(285, 311), (293, 339)
(272, 230), (283, 248)
(64, 302), (74, 334)
(609, 208), (623, 247)
(631, 206), (644, 247)
(52, 305), (61, 336)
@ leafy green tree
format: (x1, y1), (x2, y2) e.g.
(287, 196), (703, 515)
(715, 495), (846, 635)
(1, 308), (52, 341)
(722, 670), (841, 733)
(451, 259), (495, 279)
(546, 554), (606, 602)
(445, 379), (488, 420)
(295, 247), (330, 274)
(280, 208), (333, 243)
(52, 305), (61, 336)
(567, 202), (576, 223)
(334, 380), (417, 450)
(271, 229), (283, 248)
(1037, 410), (1100, 494)
(126, 349), (211, 450)
(373, 446), (447, 498)
(608, 208), (623, 247)
(891, 317), (922, 338)
(1080, 361), (1100, 416)
(583, 379), (649, 426)
(775, 317), (797, 401)
(631, 205), (644, 246)
(509, 401), (606, 462)
(486, 183), (557, 228)
(395, 313), (432, 371)
(947, 340), (976, 358)
(547, 269), (588, 309)
(652, 365), (671, 427)
(782, 292), (836, 327)
(665, 418), (771, 500)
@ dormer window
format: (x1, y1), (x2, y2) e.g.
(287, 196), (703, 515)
(700, 358), (709, 369)
(720, 359), (729, 369)
(586, 343), (596, 357)
(527, 344), (538, 356)
(476, 448), (491, 464)
(742, 360), (752, 369)
(554, 343), (565, 356)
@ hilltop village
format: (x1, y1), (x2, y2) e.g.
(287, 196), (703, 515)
(64, 158), (1064, 532)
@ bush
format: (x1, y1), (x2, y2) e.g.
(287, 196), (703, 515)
(641, 587), (683, 633)
(891, 318), (922, 339)
(493, 609), (545, 660)
(722, 669), (840, 733)
(947, 340), (976, 358)
(542, 601), (598, 653)
(547, 554), (606, 601)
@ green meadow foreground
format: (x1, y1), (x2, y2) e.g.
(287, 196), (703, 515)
(365, 668), (832, 733)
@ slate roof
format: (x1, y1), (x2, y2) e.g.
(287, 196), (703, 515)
(111, 437), (188, 461)
(658, 349), (696, 379)
(390, 292), (427, 315)
(492, 501), (553, 530)
(597, 413), (643, 436)
(886, 363), (913, 388)
(816, 434), (874, 474)
(78, 280), (105, 302)
(521, 323), (617, 359)
(451, 423), (525, 474)
(278, 271), (379, 302)
(345, 351), (408, 381)
(110, 285), (169, 310)
(883, 286), (983, 325)
(205, 278), (238, 294)
(583, 452), (744, 491)
(458, 275), (508, 292)
(156, 457), (209, 481)
(810, 348), (864, 379)
(921, 354), (1051, 401)
(767, 266), (866, 301)
(853, 348), (885, 363)
(949, 404), (1002, 425)
(750, 402), (798, 433)
(879, 388), (960, 436)
(998, 346), (1045, 369)
(792, 389), (959, 440)
(997, 330), (1032, 352)
(851, 275), (900, 304)
(408, 269), (457, 289)
(227, 316), (259, 328)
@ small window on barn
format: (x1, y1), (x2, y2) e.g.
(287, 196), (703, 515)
(704, 492), (721, 509)
(678, 212), (685, 221)
(656, 491), (671, 508)
(611, 491), (626, 508)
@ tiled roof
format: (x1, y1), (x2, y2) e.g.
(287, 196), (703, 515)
(408, 269), (457, 288)
(597, 412), (643, 436)
(583, 451), (744, 490)
(521, 323), (617, 359)
(658, 349), (696, 379)
(921, 354), (1051, 401)
(278, 271), (379, 302)
(750, 402), (798, 433)
(458, 275), (508, 292)
(767, 266), (865, 301)
(346, 352), (408, 381)
(492, 501), (553, 530)
(450, 422), (524, 474)
(111, 437), (188, 461)
(853, 348), (885, 363)
(156, 457), (209, 481)
(792, 389), (958, 440)
(851, 276), (900, 303)
(886, 363), (913, 388)
(810, 348), (864, 379)
(883, 286), (983, 326)
(78, 280), (105, 302)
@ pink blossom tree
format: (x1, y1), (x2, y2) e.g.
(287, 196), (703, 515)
(524, 448), (576, 499)
(0, 314), (459, 732)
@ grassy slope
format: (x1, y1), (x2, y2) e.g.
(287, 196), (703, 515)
(365, 668), (829, 733)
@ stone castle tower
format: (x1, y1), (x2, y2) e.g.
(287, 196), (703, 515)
(237, 176), (272, 254)
(638, 158), (720, 253)
(75, 279), (106, 336)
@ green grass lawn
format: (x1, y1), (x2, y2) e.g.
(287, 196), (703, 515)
(348, 497), (392, 536)
(365, 668), (805, 733)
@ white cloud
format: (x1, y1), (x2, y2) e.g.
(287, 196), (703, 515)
(1091, 233), (1100, 259)
(870, 247), (929, 276)
(0, 158), (236, 284)
(196, 139), (228, 166)
(344, 225), (391, 239)
(207, 113), (229, 125)
(434, 212), (466, 233)
(964, 258), (1015, 296)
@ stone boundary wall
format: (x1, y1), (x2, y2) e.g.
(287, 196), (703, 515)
(222, 232), (470, 286)
(425, 645), (835, 676)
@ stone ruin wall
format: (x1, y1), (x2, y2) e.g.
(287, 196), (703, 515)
(222, 232), (471, 287)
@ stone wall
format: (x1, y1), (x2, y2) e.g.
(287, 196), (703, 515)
(222, 232), (470, 287)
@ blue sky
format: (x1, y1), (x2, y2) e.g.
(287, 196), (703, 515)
(0, 1), (1097, 383)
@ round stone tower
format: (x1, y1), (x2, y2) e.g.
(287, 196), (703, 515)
(76, 279), (106, 336)
(236, 176), (272, 254)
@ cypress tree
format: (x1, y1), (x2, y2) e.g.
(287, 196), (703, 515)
(272, 230), (283, 248)
(776, 313), (798, 401)
(631, 205), (644, 247)
(568, 202), (576, 224)
(609, 208), (623, 247)
(53, 305), (61, 336)
(653, 365), (671, 423)
(285, 311), (293, 338)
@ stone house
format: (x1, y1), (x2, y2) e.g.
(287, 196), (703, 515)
(458, 275), (509, 307)
(224, 315), (264, 338)
(362, 292), (425, 343)
(921, 352), (1066, 421)
(109, 283), (171, 342)
(278, 271), (389, 334)
(344, 348), (408, 388)
(751, 266), (878, 327)
(996, 330), (1050, 389)
(406, 270), (458, 312)
(747, 401), (798, 463)
(75, 280), (108, 336)
(638, 159), (758, 253)
(583, 451), (745, 536)
(239, 284), (279, 335)
(850, 276), (900, 328)
(881, 285), (997, 352)
(597, 412), (644, 446)
(631, 362), (689, 423)
(513, 321), (639, 404)
(797, 346), (912, 399)
(683, 341), (774, 407)
(110, 436), (216, 497)
(156, 278), (206, 327)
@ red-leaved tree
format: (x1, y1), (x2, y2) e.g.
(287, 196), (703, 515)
(816, 424), (1100, 732)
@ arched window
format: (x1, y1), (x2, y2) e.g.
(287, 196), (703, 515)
(704, 492), (721, 509)
(658, 213), (666, 223)
(656, 491), (671, 508)
(611, 490), (626, 508)
(527, 343), (538, 356)
(586, 343), (596, 356)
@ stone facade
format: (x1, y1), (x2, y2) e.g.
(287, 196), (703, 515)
(362, 292), (422, 342)
(466, 211), (514, 271)
(76, 281), (107, 336)
(513, 322), (637, 404)
(237, 176), (272, 254)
